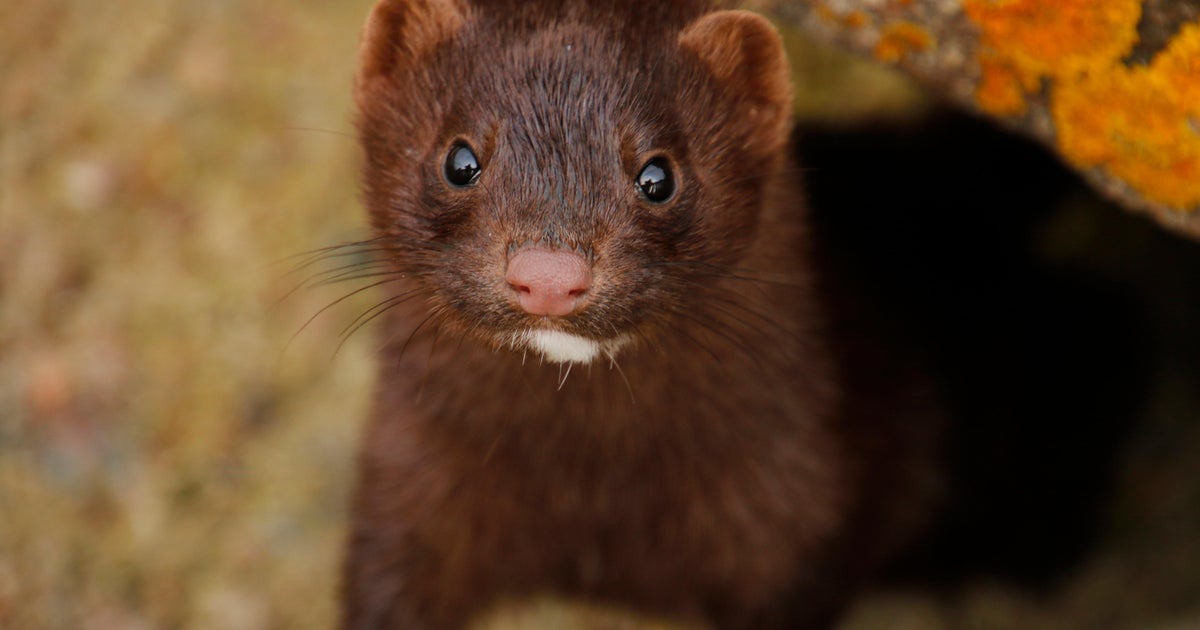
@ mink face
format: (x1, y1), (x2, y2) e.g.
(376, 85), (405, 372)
(356, 1), (792, 364)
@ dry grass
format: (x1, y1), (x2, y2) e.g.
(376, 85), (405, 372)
(1, 2), (1196, 630)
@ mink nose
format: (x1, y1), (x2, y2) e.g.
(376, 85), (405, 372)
(505, 248), (592, 317)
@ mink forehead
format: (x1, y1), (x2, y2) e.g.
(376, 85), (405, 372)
(466, 0), (710, 41)
(452, 19), (685, 142)
(445, 43), (686, 205)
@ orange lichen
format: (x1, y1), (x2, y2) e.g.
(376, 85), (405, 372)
(963, 0), (1141, 115)
(873, 21), (932, 63)
(1053, 23), (1200, 209)
(975, 53), (1028, 116)
(965, 0), (1200, 210)
(965, 0), (1141, 77)
(1152, 21), (1200, 110)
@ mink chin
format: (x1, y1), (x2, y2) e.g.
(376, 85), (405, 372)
(342, 1), (943, 629)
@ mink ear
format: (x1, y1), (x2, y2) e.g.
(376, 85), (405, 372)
(678, 10), (793, 149)
(355, 0), (466, 101)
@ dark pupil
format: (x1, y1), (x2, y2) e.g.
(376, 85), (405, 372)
(637, 159), (674, 202)
(445, 145), (480, 186)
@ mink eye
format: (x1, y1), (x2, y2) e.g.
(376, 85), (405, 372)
(636, 157), (675, 203)
(444, 143), (481, 187)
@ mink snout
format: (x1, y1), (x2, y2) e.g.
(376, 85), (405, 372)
(505, 246), (592, 316)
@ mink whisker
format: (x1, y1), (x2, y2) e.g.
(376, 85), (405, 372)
(679, 282), (800, 342)
(288, 276), (411, 354)
(397, 306), (444, 363)
(663, 304), (763, 368)
(277, 238), (392, 273)
(299, 258), (393, 283)
(557, 362), (573, 391)
(415, 306), (452, 404)
(603, 348), (636, 404)
(653, 308), (723, 364)
(339, 287), (427, 340)
(334, 289), (432, 359)
(426, 305), (460, 363)
(307, 269), (408, 293)
(279, 264), (397, 304)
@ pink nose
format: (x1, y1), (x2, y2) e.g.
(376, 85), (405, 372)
(505, 248), (591, 316)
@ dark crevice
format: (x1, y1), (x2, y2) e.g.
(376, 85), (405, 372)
(1124, 0), (1200, 66)
(797, 109), (1172, 590)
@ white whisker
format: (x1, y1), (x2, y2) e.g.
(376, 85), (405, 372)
(557, 362), (572, 390)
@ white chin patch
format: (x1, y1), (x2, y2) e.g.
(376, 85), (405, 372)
(515, 329), (630, 365)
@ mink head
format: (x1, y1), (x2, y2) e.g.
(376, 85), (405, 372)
(355, 0), (793, 364)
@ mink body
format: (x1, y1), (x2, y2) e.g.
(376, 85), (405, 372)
(343, 1), (940, 628)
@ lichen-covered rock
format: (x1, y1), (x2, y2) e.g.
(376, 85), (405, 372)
(762, 0), (1200, 239)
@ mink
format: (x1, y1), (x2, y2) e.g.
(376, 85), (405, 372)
(342, 0), (941, 628)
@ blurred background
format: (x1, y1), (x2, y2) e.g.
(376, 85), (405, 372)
(1, 2), (1197, 629)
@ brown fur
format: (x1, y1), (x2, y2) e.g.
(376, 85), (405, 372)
(343, 1), (940, 628)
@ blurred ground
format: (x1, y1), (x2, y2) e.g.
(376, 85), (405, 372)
(2, 3), (375, 628)
(0, 2), (1197, 629)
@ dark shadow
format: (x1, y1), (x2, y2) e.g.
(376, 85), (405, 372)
(796, 110), (1156, 588)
